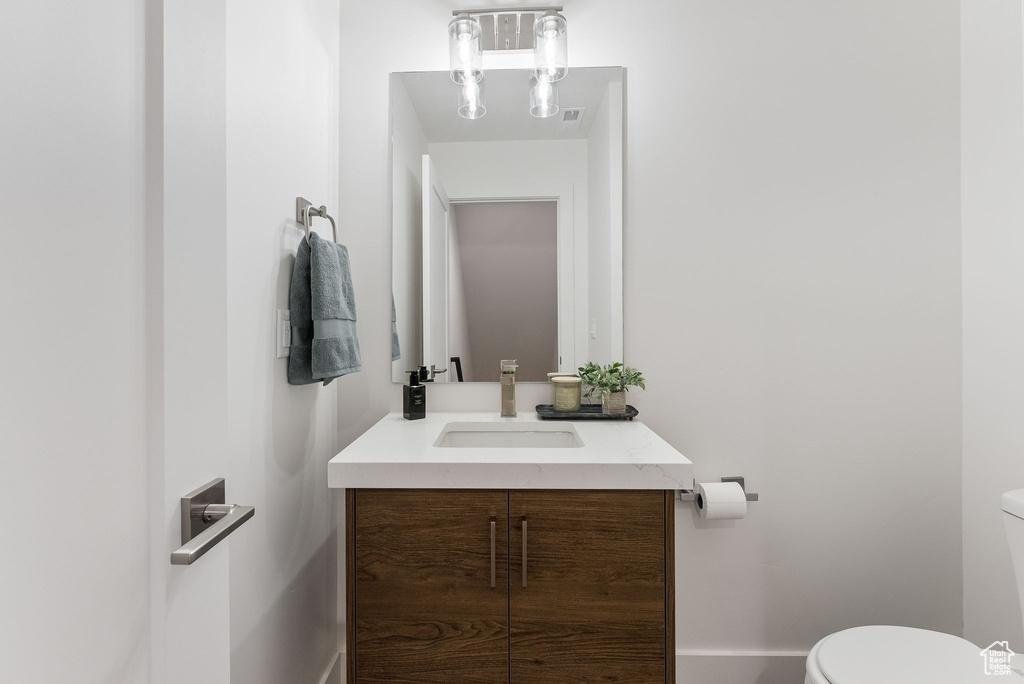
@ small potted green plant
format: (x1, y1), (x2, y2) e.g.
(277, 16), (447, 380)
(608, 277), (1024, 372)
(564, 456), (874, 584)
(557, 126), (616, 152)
(577, 362), (646, 415)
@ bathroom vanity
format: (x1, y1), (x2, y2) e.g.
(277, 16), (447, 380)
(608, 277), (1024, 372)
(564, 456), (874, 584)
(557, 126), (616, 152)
(329, 413), (692, 683)
(357, 57), (670, 681)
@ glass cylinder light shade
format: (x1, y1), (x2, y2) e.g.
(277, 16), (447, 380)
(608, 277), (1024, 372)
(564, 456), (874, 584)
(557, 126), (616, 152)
(458, 79), (486, 119)
(533, 10), (568, 82)
(449, 14), (483, 85)
(529, 76), (558, 118)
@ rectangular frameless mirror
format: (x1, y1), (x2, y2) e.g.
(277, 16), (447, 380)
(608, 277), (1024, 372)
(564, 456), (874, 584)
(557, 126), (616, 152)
(390, 67), (623, 383)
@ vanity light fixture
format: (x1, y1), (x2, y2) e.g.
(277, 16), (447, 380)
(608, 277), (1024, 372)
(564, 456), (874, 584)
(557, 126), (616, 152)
(449, 6), (568, 120)
(449, 13), (483, 86)
(459, 79), (487, 119)
(533, 10), (568, 82)
(449, 13), (485, 119)
(529, 75), (558, 118)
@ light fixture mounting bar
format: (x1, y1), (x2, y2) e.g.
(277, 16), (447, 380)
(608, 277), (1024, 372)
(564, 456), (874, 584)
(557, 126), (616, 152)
(451, 6), (562, 16)
(452, 7), (563, 52)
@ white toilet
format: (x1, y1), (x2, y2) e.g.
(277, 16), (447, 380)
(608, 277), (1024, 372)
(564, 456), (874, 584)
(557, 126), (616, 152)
(805, 489), (1024, 683)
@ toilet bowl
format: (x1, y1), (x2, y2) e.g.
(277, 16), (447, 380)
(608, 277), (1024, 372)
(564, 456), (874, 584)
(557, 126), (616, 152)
(804, 625), (998, 683)
(805, 489), (1024, 683)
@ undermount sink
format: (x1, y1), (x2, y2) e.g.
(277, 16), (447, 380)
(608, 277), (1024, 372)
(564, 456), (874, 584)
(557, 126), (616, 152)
(433, 422), (583, 449)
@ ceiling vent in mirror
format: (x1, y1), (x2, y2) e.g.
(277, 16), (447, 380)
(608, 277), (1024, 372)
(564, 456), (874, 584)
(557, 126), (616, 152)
(560, 108), (585, 131)
(448, 6), (567, 120)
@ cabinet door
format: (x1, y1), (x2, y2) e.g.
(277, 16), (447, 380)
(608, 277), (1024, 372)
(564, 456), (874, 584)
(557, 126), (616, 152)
(353, 489), (508, 683)
(510, 490), (669, 683)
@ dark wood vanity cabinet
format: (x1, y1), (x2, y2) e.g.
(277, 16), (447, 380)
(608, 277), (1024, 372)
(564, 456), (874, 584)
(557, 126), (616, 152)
(509, 490), (671, 682)
(347, 489), (675, 684)
(351, 489), (509, 683)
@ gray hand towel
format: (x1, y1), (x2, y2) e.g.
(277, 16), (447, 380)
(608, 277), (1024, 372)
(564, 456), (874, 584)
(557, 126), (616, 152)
(287, 239), (317, 385)
(288, 233), (361, 385)
(391, 295), (401, 361)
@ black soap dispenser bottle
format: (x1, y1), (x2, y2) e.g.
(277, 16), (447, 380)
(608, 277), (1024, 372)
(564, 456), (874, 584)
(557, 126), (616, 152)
(404, 370), (426, 420)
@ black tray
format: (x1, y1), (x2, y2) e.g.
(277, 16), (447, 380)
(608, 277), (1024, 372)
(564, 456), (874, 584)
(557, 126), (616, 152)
(535, 404), (639, 421)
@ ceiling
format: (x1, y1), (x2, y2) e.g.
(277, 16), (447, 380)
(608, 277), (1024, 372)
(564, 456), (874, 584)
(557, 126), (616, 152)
(396, 67), (622, 143)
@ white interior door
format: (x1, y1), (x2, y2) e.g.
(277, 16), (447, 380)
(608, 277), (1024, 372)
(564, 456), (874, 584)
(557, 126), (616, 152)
(422, 154), (451, 382)
(153, 3), (234, 682)
(2, 3), (159, 683)
(3, 2), (237, 682)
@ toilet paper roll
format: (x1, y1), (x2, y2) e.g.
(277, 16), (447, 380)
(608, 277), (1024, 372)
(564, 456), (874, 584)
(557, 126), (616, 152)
(695, 482), (748, 520)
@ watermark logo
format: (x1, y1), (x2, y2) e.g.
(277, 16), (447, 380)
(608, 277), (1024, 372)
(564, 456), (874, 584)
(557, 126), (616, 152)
(981, 641), (1016, 676)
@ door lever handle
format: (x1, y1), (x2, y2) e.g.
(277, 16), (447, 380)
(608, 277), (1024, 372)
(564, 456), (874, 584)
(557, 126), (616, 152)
(170, 478), (255, 566)
(171, 504), (254, 565)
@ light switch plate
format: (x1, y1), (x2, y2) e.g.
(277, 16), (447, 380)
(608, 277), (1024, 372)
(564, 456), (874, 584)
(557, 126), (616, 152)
(590, 319), (597, 340)
(277, 309), (291, 358)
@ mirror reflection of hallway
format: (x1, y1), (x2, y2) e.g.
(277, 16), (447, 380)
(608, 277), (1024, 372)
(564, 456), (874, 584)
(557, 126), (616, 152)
(390, 67), (624, 383)
(449, 201), (558, 382)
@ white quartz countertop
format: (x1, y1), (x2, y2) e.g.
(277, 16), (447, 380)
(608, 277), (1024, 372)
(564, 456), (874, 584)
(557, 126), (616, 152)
(328, 412), (692, 490)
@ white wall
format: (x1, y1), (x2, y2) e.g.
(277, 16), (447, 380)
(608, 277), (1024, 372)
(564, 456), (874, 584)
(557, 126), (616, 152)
(631, 0), (962, 675)
(586, 82), (619, 364)
(962, 0), (1024, 651)
(429, 139), (589, 198)
(0, 2), (150, 681)
(224, 1), (341, 683)
(391, 75), (428, 379)
(338, 1), (963, 681)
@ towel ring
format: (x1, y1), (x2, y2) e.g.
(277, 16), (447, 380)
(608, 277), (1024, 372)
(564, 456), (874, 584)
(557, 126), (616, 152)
(296, 197), (338, 246)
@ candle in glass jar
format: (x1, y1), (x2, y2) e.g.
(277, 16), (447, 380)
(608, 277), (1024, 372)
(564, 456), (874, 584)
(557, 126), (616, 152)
(551, 376), (582, 412)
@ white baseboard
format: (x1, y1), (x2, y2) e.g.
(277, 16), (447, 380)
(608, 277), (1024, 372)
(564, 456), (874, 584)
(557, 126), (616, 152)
(317, 650), (342, 684)
(676, 651), (808, 684)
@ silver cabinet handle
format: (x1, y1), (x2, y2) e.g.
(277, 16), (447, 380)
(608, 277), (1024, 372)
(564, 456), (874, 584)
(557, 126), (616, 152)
(490, 519), (496, 588)
(171, 478), (254, 566)
(521, 516), (528, 588)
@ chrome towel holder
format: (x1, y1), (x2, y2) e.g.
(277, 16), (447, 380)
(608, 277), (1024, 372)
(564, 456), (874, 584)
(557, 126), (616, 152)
(296, 196), (337, 245)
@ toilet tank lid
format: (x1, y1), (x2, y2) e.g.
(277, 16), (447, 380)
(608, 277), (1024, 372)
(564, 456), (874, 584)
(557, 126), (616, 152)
(1003, 489), (1024, 520)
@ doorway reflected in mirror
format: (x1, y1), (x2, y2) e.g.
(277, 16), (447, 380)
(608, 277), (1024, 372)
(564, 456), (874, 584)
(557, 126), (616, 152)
(449, 201), (557, 382)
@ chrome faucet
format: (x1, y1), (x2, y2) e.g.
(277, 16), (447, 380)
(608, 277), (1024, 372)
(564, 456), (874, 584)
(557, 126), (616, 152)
(500, 359), (518, 417)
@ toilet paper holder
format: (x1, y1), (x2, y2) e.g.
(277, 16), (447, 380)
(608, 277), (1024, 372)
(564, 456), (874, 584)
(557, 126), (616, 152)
(678, 476), (759, 503)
